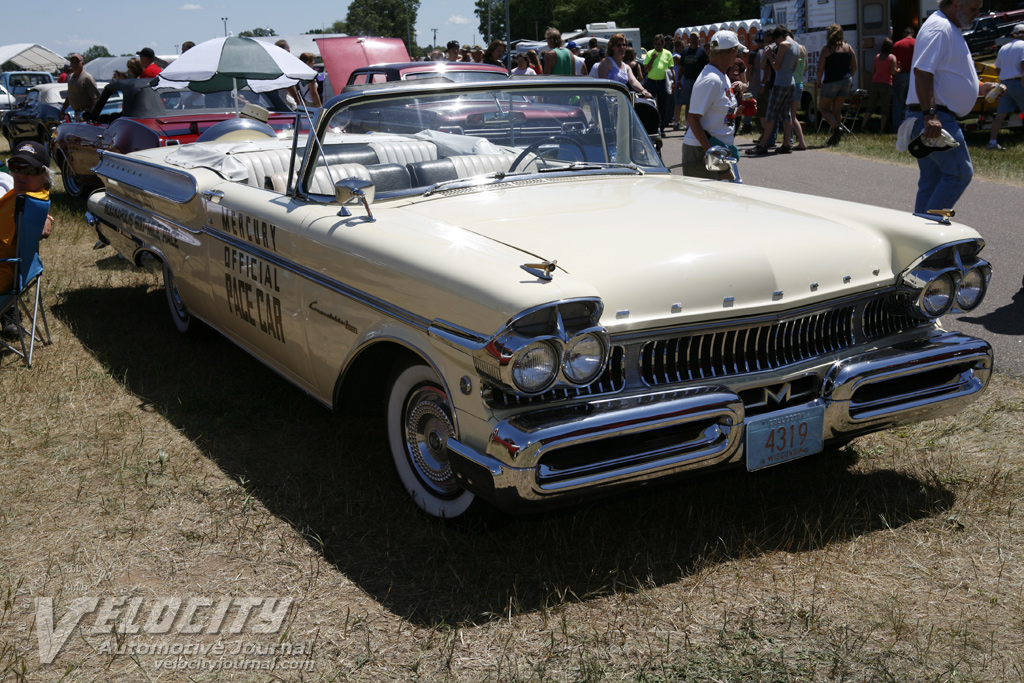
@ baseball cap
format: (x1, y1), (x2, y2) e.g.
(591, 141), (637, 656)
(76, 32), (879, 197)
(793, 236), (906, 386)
(472, 44), (483, 52)
(447, 40), (460, 50)
(137, 47), (156, 59)
(710, 30), (749, 53)
(1013, 24), (1024, 36)
(69, 53), (84, 63)
(8, 141), (50, 170)
(566, 41), (578, 50)
(907, 128), (960, 158)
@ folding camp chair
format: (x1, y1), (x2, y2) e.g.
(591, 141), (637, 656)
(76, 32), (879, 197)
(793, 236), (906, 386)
(815, 88), (868, 139)
(0, 194), (52, 367)
(840, 89), (868, 137)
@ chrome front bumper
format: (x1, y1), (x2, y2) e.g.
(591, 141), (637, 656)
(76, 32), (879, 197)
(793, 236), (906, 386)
(446, 331), (992, 513)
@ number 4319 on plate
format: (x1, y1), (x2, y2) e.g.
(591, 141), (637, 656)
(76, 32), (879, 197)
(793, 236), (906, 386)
(745, 404), (825, 471)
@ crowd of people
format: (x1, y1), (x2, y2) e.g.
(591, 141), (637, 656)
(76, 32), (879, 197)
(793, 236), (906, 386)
(2, 6), (1019, 223)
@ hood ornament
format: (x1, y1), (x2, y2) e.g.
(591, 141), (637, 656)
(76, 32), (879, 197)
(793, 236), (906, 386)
(521, 259), (557, 281)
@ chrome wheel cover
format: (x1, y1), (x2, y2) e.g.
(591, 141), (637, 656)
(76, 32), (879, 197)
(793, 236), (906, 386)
(403, 386), (460, 497)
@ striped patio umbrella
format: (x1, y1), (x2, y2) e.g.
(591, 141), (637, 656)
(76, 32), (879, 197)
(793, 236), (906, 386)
(156, 36), (315, 94)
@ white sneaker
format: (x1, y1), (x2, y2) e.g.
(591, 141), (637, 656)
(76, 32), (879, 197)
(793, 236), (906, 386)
(987, 141), (1006, 151)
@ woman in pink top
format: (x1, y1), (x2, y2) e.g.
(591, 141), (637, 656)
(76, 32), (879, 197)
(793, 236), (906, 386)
(861, 38), (899, 132)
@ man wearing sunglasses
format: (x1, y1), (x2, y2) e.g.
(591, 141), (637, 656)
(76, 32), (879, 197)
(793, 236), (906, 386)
(1, 142), (54, 337)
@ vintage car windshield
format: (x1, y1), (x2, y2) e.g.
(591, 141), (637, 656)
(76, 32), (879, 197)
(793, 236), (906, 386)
(302, 81), (664, 198)
(403, 71), (508, 83)
(157, 88), (295, 114)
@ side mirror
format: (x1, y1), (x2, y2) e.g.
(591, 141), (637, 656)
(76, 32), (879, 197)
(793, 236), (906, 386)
(704, 146), (742, 184)
(335, 178), (376, 221)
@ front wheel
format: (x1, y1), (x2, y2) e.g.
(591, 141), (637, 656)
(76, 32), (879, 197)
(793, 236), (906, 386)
(163, 261), (192, 333)
(386, 364), (475, 519)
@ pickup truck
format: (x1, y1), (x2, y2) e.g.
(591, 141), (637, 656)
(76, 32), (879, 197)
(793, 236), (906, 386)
(0, 71), (54, 105)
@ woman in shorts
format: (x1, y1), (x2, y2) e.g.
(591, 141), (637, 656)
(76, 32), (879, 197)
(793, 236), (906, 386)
(817, 23), (858, 145)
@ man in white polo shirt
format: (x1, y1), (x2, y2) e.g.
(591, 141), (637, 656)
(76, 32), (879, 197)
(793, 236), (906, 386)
(986, 24), (1024, 150)
(906, 0), (1002, 214)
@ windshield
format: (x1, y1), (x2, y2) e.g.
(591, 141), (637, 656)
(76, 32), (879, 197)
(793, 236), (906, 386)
(301, 81), (664, 198)
(404, 71), (509, 83)
(157, 88), (295, 114)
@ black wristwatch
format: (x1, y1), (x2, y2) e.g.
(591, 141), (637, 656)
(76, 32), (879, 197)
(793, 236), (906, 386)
(924, 107), (937, 116)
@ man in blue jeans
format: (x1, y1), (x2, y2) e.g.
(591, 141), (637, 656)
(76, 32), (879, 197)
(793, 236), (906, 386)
(907, 0), (1001, 214)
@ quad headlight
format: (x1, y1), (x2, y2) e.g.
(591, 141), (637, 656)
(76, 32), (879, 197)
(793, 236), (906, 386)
(920, 272), (956, 317)
(955, 267), (987, 311)
(473, 299), (612, 396)
(898, 241), (991, 320)
(512, 341), (560, 393)
(562, 332), (608, 384)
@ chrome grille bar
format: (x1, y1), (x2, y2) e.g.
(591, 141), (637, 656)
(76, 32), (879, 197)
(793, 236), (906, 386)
(640, 296), (926, 387)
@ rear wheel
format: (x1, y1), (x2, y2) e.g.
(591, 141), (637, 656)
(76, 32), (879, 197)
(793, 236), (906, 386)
(386, 363), (475, 519)
(163, 262), (192, 333)
(59, 156), (88, 199)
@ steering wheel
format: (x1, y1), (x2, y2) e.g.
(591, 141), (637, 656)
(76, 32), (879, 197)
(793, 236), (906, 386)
(509, 134), (588, 172)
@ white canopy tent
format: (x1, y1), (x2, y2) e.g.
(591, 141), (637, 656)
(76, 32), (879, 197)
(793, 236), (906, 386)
(0, 43), (66, 72)
(83, 56), (129, 82)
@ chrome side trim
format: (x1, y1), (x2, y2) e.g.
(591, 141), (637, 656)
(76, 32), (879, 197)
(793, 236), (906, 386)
(204, 228), (433, 333)
(93, 189), (437, 334)
(95, 192), (202, 236)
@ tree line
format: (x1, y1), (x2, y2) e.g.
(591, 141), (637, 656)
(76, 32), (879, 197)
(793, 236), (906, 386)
(67, 0), (759, 66)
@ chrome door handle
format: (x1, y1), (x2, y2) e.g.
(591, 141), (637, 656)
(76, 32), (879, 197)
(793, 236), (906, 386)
(202, 190), (224, 202)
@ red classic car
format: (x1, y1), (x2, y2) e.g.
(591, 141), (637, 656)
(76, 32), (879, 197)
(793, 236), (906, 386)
(346, 62), (508, 86)
(52, 87), (309, 198)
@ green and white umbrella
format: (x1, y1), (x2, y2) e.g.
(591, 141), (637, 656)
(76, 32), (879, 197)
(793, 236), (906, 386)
(156, 36), (315, 94)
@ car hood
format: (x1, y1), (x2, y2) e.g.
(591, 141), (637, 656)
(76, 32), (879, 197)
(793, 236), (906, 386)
(402, 174), (982, 329)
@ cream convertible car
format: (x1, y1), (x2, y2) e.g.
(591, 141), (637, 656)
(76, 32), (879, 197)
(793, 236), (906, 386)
(86, 78), (993, 519)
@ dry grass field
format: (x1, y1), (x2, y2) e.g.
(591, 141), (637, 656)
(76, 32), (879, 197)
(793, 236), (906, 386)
(2, 141), (1023, 682)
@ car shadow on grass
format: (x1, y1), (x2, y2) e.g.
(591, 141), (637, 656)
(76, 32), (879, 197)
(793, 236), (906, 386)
(53, 285), (956, 628)
(957, 285), (1024, 336)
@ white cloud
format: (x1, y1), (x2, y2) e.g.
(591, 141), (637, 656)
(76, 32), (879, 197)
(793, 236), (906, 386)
(446, 15), (470, 25)
(180, 3), (202, 9)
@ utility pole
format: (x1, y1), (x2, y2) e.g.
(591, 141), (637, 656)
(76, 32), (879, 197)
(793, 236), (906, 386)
(432, 28), (438, 48)
(505, 0), (510, 50)
(405, 0), (412, 53)
(221, 17), (228, 37)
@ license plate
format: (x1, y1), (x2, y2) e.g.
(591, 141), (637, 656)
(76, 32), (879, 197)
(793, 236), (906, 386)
(745, 404), (825, 471)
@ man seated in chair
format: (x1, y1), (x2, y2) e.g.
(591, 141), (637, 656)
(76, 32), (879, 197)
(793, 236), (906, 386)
(1, 141), (53, 338)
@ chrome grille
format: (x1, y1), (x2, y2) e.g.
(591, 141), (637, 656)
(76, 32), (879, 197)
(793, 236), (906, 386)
(485, 346), (625, 408)
(862, 296), (921, 339)
(641, 295), (926, 386)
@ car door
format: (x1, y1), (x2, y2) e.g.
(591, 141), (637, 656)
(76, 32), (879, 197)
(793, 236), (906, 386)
(200, 181), (317, 391)
(9, 91), (40, 141)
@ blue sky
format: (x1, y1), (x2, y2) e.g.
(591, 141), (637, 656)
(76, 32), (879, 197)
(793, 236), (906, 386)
(0, 0), (485, 58)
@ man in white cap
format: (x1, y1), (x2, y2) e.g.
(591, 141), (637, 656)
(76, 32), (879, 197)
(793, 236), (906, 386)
(682, 30), (745, 180)
(986, 24), (1024, 150)
(906, 0), (1002, 214)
